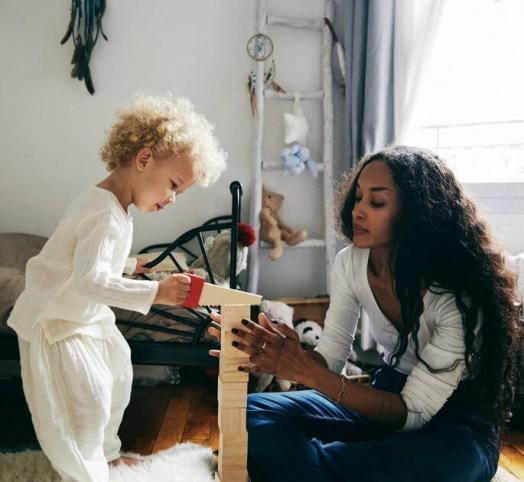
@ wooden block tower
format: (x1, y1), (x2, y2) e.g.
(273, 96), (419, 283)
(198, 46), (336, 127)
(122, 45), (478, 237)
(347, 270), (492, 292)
(216, 304), (253, 482)
(181, 274), (261, 482)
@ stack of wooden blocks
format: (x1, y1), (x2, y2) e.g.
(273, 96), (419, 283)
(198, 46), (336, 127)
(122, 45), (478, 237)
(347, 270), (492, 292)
(216, 305), (251, 482)
(181, 274), (260, 481)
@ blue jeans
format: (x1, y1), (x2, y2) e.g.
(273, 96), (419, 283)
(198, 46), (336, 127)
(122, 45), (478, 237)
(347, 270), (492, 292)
(247, 365), (499, 482)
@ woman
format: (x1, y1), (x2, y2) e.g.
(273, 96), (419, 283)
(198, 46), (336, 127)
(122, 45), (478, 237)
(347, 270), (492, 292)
(209, 146), (520, 482)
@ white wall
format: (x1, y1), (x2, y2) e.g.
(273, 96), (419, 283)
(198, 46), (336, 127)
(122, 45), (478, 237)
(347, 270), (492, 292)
(0, 1), (255, 249)
(0, 0), (330, 299)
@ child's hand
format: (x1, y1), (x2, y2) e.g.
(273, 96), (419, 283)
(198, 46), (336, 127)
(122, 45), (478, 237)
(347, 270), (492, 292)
(154, 273), (191, 306)
(134, 256), (153, 275)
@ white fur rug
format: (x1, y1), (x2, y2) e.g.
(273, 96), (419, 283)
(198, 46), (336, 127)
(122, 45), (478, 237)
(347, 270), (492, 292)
(0, 444), (518, 482)
(0, 443), (215, 482)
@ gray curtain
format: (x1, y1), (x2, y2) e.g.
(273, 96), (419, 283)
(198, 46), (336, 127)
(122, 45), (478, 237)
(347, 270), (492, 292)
(333, 0), (396, 176)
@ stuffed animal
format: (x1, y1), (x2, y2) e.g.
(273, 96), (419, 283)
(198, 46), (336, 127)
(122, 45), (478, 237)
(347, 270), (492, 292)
(295, 319), (323, 348)
(254, 300), (295, 393)
(283, 94), (309, 145)
(259, 187), (307, 261)
(189, 223), (256, 286)
(280, 142), (319, 177)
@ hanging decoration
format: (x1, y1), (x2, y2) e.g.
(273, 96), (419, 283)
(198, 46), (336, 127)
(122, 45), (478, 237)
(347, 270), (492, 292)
(283, 94), (310, 145)
(246, 33), (274, 61)
(246, 33), (285, 116)
(324, 17), (346, 87)
(279, 94), (319, 177)
(60, 0), (108, 95)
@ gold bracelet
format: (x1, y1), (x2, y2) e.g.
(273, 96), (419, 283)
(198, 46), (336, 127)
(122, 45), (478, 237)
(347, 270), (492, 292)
(335, 375), (347, 404)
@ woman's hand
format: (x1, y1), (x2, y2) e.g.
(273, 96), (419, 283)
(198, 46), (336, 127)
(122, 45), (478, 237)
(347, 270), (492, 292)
(207, 311), (310, 385)
(154, 273), (191, 305)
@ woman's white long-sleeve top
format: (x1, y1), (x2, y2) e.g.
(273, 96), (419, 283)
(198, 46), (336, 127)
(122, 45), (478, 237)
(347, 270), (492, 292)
(315, 245), (473, 432)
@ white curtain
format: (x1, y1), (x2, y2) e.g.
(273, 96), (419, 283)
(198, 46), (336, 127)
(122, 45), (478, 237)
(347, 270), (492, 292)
(393, 0), (447, 144)
(507, 252), (524, 304)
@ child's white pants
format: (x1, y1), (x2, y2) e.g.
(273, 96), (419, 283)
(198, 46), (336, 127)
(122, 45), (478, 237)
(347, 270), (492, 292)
(18, 323), (133, 482)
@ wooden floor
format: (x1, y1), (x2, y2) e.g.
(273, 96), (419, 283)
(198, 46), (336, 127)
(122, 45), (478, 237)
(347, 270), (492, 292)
(1, 367), (523, 480)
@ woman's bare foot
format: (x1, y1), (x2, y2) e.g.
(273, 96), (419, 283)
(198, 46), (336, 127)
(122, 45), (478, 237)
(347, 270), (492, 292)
(109, 456), (142, 467)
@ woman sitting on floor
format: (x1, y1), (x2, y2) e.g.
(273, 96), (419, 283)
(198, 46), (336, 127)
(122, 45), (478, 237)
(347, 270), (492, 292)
(210, 145), (521, 482)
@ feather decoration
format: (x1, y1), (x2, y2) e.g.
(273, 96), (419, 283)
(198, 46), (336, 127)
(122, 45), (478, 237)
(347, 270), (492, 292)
(61, 0), (108, 95)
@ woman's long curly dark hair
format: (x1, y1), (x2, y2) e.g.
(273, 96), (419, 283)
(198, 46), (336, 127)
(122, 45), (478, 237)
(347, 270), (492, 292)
(338, 145), (521, 430)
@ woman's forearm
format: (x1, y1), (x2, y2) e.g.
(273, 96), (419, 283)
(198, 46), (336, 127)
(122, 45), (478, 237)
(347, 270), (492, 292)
(304, 349), (329, 368)
(299, 356), (408, 430)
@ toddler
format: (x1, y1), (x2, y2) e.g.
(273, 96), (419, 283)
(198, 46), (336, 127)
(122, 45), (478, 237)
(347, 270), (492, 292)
(7, 93), (227, 481)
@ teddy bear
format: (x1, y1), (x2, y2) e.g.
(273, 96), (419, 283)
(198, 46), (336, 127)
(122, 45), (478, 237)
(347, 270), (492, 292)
(259, 187), (307, 261)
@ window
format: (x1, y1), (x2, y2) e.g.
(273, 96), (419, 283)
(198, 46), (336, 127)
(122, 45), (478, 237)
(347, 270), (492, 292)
(409, 0), (524, 183)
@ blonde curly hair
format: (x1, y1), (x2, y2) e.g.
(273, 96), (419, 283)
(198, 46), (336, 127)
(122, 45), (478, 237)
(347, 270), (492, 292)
(100, 93), (227, 187)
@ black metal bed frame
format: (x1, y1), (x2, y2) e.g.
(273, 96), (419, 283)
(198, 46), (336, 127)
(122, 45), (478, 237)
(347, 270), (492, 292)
(0, 181), (244, 368)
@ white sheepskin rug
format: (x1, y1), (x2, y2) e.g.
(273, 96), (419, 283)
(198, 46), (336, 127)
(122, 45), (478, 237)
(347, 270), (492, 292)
(0, 443), (215, 482)
(0, 445), (519, 482)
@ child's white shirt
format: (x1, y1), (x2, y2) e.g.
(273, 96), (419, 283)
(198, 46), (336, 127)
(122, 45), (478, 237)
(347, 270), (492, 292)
(7, 186), (159, 343)
(315, 245), (474, 432)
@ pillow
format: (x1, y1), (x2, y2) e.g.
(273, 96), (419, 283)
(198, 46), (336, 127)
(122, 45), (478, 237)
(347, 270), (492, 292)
(0, 233), (47, 270)
(0, 233), (47, 333)
(135, 250), (189, 273)
(0, 267), (25, 333)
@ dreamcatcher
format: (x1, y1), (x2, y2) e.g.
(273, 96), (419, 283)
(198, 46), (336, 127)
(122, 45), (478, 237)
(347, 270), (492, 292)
(246, 33), (286, 116)
(60, 0), (108, 95)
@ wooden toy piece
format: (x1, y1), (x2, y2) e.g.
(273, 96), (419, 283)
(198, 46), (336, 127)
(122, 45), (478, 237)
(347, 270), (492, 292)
(218, 469), (248, 482)
(216, 303), (256, 482)
(217, 377), (247, 408)
(218, 407), (247, 434)
(219, 306), (250, 382)
(219, 356), (249, 382)
(215, 473), (221, 482)
(221, 330), (249, 357)
(220, 304), (252, 332)
(219, 432), (248, 463)
(218, 432), (249, 482)
(182, 273), (262, 308)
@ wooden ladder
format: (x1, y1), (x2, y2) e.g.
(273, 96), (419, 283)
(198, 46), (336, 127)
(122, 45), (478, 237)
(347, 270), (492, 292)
(247, 0), (337, 295)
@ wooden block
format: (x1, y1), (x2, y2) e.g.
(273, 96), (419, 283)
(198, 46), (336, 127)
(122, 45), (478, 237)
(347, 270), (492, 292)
(200, 283), (262, 307)
(218, 407), (247, 433)
(218, 433), (248, 469)
(219, 361), (249, 382)
(220, 330), (249, 358)
(214, 472), (220, 482)
(219, 433), (248, 476)
(217, 377), (247, 408)
(221, 305), (251, 331)
(217, 468), (249, 482)
(219, 432), (248, 459)
(183, 274), (262, 308)
(218, 468), (249, 482)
